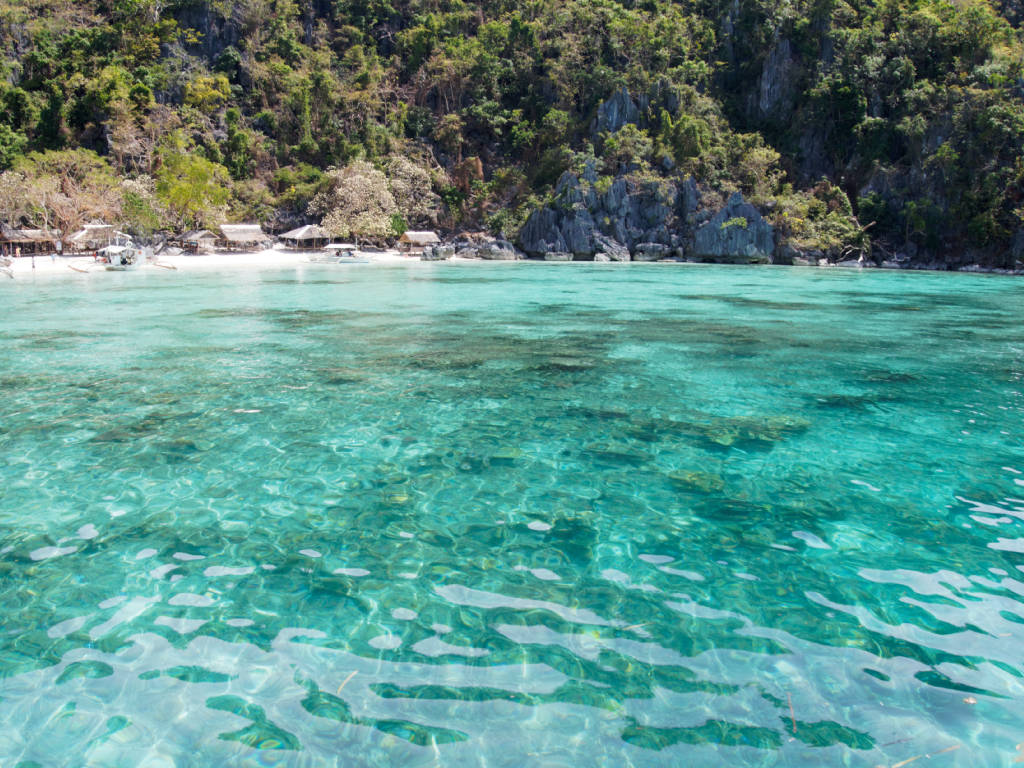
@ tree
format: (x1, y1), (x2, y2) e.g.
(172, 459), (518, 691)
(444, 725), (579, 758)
(120, 176), (167, 237)
(308, 160), (399, 242)
(384, 153), (444, 228)
(154, 133), (231, 230)
(7, 149), (122, 234)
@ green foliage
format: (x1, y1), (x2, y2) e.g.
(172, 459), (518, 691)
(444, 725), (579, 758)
(0, 0), (1018, 258)
(120, 187), (163, 236)
(389, 213), (407, 237)
(184, 74), (231, 113)
(154, 133), (230, 229)
(601, 125), (653, 172)
(775, 181), (869, 259)
(0, 124), (28, 170)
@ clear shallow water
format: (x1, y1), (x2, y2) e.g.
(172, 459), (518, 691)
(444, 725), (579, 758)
(1, 262), (1023, 767)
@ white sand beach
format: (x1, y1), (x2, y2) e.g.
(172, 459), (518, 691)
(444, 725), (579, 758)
(2, 246), (423, 277)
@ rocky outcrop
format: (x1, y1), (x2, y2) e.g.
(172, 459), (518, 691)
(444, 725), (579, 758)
(518, 167), (785, 266)
(632, 242), (672, 261)
(476, 240), (522, 260)
(593, 88), (640, 136)
(517, 170), (699, 260)
(421, 245), (455, 261)
(594, 233), (630, 261)
(455, 237), (524, 260)
(755, 37), (799, 123)
(693, 192), (774, 263)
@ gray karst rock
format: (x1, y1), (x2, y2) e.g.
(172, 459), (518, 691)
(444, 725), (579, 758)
(593, 233), (630, 261)
(517, 207), (565, 254)
(421, 245), (455, 261)
(693, 192), (775, 263)
(755, 37), (799, 122)
(457, 237), (523, 260)
(517, 173), (699, 260)
(560, 210), (598, 255)
(632, 242), (671, 261)
(773, 243), (798, 266)
(543, 251), (573, 261)
(478, 240), (523, 260)
(593, 87), (640, 135)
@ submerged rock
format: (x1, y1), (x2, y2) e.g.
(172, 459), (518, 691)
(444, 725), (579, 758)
(668, 470), (725, 493)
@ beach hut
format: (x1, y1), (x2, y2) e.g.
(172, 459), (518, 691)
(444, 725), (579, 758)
(180, 229), (218, 254)
(67, 222), (115, 252)
(398, 231), (440, 254)
(280, 224), (331, 250)
(218, 224), (272, 251)
(0, 224), (60, 256)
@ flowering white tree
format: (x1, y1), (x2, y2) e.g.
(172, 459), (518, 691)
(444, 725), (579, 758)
(385, 154), (445, 229)
(308, 160), (399, 242)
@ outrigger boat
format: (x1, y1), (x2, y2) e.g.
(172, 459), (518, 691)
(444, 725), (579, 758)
(101, 245), (137, 270)
(308, 243), (370, 264)
(99, 245), (172, 271)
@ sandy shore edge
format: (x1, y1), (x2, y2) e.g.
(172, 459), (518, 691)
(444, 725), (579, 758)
(1, 247), (429, 277)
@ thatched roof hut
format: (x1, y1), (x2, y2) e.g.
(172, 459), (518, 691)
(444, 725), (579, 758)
(218, 224), (271, 250)
(67, 223), (115, 251)
(280, 224), (331, 249)
(1, 224), (60, 254)
(398, 230), (440, 252)
(180, 229), (218, 253)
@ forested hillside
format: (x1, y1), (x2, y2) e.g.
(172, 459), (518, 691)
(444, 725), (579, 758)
(1, 0), (1022, 265)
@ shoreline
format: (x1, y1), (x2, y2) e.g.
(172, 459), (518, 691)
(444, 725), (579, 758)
(3, 246), (1020, 278)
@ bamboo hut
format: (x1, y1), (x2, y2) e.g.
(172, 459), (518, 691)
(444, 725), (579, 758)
(398, 231), (440, 254)
(179, 229), (218, 254)
(280, 224), (331, 250)
(67, 223), (115, 252)
(218, 224), (272, 251)
(0, 225), (60, 256)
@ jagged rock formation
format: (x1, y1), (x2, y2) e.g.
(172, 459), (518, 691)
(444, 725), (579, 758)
(518, 166), (699, 260)
(754, 37), (800, 124)
(517, 162), (783, 264)
(452, 237), (524, 260)
(593, 88), (641, 136)
(693, 193), (775, 263)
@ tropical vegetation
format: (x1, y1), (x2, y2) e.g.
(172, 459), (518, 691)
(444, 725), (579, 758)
(0, 0), (1021, 262)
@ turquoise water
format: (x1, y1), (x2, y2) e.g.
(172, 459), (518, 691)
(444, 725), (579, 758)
(1, 262), (1023, 767)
